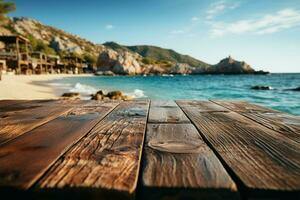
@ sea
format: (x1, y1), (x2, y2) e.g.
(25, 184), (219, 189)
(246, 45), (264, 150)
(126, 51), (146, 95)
(55, 73), (300, 115)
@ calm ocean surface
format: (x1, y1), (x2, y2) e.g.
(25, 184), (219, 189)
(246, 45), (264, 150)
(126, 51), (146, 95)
(57, 73), (300, 115)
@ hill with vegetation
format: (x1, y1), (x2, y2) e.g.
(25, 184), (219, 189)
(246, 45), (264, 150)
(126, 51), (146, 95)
(103, 42), (210, 68)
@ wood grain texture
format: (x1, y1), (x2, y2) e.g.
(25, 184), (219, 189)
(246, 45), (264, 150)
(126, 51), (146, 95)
(0, 100), (58, 113)
(150, 100), (178, 107)
(211, 100), (277, 113)
(177, 100), (228, 112)
(212, 100), (300, 143)
(0, 101), (119, 190)
(148, 100), (189, 123)
(0, 100), (29, 108)
(37, 101), (149, 200)
(141, 123), (238, 200)
(177, 100), (300, 199)
(0, 100), (75, 145)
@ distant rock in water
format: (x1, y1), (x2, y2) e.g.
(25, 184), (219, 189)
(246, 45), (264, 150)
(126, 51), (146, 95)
(91, 90), (133, 100)
(253, 70), (270, 75)
(91, 90), (104, 100)
(251, 85), (272, 90)
(285, 86), (300, 91)
(106, 91), (124, 99)
(61, 92), (80, 100)
(209, 56), (265, 74)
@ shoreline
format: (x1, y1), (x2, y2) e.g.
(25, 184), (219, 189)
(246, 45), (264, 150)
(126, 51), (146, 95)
(0, 74), (93, 100)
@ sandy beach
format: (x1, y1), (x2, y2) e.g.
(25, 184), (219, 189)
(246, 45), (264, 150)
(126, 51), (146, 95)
(0, 74), (92, 100)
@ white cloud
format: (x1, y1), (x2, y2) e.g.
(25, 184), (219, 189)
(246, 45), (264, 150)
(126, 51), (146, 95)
(210, 8), (300, 37)
(105, 24), (114, 30)
(191, 17), (199, 21)
(206, 0), (239, 20)
(169, 1), (238, 37)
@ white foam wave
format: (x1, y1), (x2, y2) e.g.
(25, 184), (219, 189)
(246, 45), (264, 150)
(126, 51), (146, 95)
(69, 84), (146, 99)
(69, 83), (97, 95)
(48, 83), (72, 90)
(126, 89), (147, 98)
(47, 82), (72, 89)
(48, 82), (69, 86)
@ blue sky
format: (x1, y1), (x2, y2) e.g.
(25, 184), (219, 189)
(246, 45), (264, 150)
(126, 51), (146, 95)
(8, 0), (300, 72)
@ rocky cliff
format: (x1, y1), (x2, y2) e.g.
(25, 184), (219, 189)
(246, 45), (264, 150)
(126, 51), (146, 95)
(209, 56), (256, 74)
(97, 49), (142, 75)
(0, 17), (267, 75)
(0, 17), (104, 57)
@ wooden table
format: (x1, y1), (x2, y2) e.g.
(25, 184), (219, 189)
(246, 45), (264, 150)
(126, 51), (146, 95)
(0, 100), (299, 200)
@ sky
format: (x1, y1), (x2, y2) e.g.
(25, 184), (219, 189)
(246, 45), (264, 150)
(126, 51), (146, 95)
(7, 0), (300, 72)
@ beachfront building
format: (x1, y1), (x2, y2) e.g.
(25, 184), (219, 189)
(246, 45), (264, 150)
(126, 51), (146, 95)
(31, 52), (59, 74)
(0, 35), (90, 75)
(31, 52), (48, 74)
(0, 59), (6, 72)
(0, 59), (6, 80)
(0, 41), (7, 75)
(0, 35), (31, 74)
(62, 55), (87, 74)
(47, 55), (60, 74)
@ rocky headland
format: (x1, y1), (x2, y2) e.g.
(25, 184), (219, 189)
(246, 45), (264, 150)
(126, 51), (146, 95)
(0, 17), (269, 75)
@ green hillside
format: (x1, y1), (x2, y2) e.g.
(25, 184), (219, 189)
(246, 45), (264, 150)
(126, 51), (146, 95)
(103, 42), (211, 68)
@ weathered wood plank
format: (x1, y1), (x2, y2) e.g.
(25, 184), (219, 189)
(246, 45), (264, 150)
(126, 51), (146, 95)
(37, 100), (149, 200)
(212, 100), (300, 143)
(177, 100), (228, 112)
(0, 101), (119, 190)
(0, 100), (58, 113)
(148, 100), (189, 123)
(177, 100), (300, 199)
(150, 100), (178, 107)
(211, 100), (278, 113)
(141, 123), (238, 200)
(0, 100), (29, 108)
(0, 100), (78, 145)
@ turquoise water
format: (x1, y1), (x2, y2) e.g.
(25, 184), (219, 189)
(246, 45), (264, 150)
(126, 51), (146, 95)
(58, 74), (300, 115)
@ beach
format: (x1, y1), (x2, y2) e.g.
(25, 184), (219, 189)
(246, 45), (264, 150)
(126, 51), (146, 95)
(0, 74), (92, 100)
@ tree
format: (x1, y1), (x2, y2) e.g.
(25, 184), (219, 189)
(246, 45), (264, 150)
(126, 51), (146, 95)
(28, 35), (57, 55)
(142, 57), (156, 65)
(83, 53), (96, 64)
(0, 0), (16, 19)
(35, 41), (57, 55)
